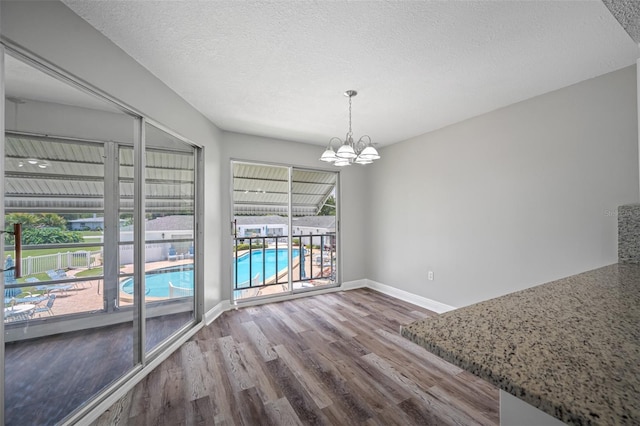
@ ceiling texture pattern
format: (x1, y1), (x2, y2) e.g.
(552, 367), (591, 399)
(602, 0), (640, 43)
(62, 0), (640, 147)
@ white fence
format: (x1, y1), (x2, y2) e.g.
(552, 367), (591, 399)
(19, 241), (181, 277)
(20, 250), (102, 277)
(168, 281), (194, 298)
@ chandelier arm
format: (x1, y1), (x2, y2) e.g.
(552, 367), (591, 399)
(358, 135), (372, 145)
(329, 137), (343, 149)
(353, 138), (367, 156)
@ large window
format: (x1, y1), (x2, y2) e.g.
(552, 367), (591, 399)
(232, 161), (338, 302)
(2, 49), (201, 424)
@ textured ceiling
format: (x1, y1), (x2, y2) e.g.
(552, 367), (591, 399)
(602, 0), (640, 43)
(62, 0), (639, 147)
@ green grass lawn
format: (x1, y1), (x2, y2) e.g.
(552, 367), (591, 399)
(80, 231), (104, 237)
(75, 267), (103, 277)
(5, 246), (101, 258)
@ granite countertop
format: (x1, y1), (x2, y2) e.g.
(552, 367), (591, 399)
(401, 264), (640, 425)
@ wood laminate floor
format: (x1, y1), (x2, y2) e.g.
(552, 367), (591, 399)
(94, 289), (499, 425)
(4, 312), (194, 426)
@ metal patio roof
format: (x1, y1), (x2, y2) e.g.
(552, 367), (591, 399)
(233, 162), (336, 216)
(5, 135), (336, 216)
(4, 133), (195, 213)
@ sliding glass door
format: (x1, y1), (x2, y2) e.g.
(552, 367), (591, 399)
(2, 51), (138, 425)
(2, 49), (201, 424)
(291, 168), (338, 291)
(232, 162), (291, 300)
(143, 123), (196, 355)
(232, 161), (338, 302)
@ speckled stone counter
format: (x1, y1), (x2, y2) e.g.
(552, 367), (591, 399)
(401, 264), (640, 425)
(619, 204), (640, 263)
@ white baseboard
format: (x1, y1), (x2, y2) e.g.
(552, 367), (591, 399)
(74, 300), (228, 425)
(340, 278), (368, 290)
(70, 321), (204, 426)
(204, 300), (231, 325)
(365, 279), (456, 313)
(223, 278), (454, 314)
(74, 278), (451, 424)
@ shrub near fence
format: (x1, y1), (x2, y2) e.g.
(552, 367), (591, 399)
(21, 250), (102, 276)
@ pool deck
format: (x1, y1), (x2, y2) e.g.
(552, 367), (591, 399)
(233, 248), (335, 300)
(39, 258), (194, 316)
(25, 249), (333, 316)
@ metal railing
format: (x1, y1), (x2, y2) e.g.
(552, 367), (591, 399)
(233, 233), (336, 290)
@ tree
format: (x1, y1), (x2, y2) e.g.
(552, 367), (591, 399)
(39, 213), (67, 228)
(5, 212), (67, 229)
(4, 213), (72, 245)
(318, 195), (336, 216)
(5, 213), (40, 228)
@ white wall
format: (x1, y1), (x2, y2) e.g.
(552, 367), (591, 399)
(220, 131), (368, 301)
(367, 65), (639, 307)
(6, 1), (636, 312)
(1, 0), (224, 310)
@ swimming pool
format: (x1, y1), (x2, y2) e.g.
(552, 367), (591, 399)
(120, 265), (194, 298)
(235, 248), (299, 288)
(120, 248), (301, 297)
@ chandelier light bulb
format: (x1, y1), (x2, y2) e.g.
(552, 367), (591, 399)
(358, 145), (380, 160)
(336, 143), (356, 159)
(320, 146), (337, 162)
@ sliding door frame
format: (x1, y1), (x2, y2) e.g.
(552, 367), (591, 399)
(230, 159), (340, 304)
(1, 41), (204, 423)
(0, 41), (6, 421)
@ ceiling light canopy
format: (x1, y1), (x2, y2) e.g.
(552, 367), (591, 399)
(320, 90), (380, 167)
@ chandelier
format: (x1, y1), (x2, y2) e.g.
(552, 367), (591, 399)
(319, 90), (380, 166)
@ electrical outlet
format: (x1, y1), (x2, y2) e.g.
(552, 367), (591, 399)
(428, 271), (434, 281)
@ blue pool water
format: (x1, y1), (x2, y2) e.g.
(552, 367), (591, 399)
(120, 265), (194, 298)
(234, 248), (299, 287)
(120, 248), (300, 297)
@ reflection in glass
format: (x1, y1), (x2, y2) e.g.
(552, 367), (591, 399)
(143, 123), (196, 354)
(3, 48), (200, 426)
(291, 168), (337, 291)
(3, 53), (135, 425)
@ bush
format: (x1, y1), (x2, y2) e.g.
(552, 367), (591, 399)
(234, 242), (264, 252)
(21, 227), (83, 245)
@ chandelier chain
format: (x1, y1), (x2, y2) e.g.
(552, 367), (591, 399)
(348, 95), (353, 137)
